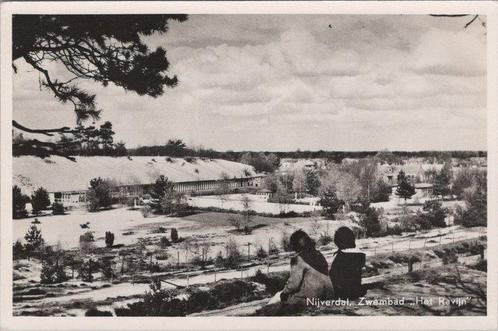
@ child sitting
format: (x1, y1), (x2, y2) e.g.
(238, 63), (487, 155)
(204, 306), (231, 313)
(329, 226), (366, 300)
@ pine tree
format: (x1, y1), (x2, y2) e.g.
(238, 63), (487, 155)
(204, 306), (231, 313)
(319, 188), (343, 220)
(24, 225), (44, 257)
(31, 187), (51, 215)
(395, 170), (415, 203)
(13, 185), (29, 219)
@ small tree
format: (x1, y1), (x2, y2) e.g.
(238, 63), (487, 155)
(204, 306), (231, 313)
(454, 178), (487, 227)
(224, 238), (241, 268)
(87, 177), (113, 212)
(31, 187), (51, 215)
(13, 240), (25, 260)
(24, 225), (44, 257)
(105, 231), (115, 248)
(422, 199), (447, 228)
(305, 169), (320, 196)
(79, 259), (94, 282)
(241, 195), (253, 234)
(433, 163), (452, 199)
(13, 185), (29, 219)
(292, 169), (307, 199)
(170, 228), (179, 243)
(396, 170), (415, 203)
(359, 207), (381, 237)
(319, 188), (343, 220)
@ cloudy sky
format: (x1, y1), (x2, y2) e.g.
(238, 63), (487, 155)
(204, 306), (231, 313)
(13, 14), (487, 151)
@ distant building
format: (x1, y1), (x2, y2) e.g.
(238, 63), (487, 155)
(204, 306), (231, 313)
(279, 158), (325, 174)
(13, 156), (265, 208)
(378, 163), (443, 186)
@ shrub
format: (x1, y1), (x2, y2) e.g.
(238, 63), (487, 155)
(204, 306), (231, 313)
(252, 269), (288, 295)
(40, 259), (67, 284)
(85, 308), (113, 316)
(214, 251), (225, 268)
(99, 258), (114, 279)
(52, 202), (65, 215)
(79, 231), (95, 252)
(318, 232), (333, 246)
(31, 187), (51, 215)
(170, 228), (179, 243)
(105, 231), (115, 248)
(268, 241), (280, 255)
(386, 224), (403, 236)
(256, 246), (268, 259)
(155, 226), (167, 233)
(160, 236), (171, 248)
(442, 250), (458, 265)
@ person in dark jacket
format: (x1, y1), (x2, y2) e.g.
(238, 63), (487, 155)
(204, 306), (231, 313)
(268, 230), (334, 305)
(329, 226), (366, 300)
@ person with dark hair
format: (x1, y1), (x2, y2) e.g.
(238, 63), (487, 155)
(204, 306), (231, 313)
(329, 226), (366, 300)
(268, 230), (334, 305)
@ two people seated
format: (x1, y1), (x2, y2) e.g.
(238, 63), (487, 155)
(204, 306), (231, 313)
(269, 226), (366, 306)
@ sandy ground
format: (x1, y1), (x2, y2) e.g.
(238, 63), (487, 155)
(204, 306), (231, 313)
(13, 223), (485, 316)
(13, 208), (196, 250)
(189, 194), (321, 214)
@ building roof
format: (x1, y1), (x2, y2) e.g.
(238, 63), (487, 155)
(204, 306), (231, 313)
(414, 183), (433, 189)
(13, 156), (258, 194)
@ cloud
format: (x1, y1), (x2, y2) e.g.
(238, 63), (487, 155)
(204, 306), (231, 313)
(411, 28), (486, 76)
(12, 15), (487, 151)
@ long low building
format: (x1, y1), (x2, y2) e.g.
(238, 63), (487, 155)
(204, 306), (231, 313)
(13, 156), (265, 207)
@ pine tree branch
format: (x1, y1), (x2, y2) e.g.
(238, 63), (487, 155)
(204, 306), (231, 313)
(12, 120), (76, 136)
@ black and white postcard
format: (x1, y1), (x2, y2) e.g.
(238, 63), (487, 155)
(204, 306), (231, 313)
(1, 1), (497, 330)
